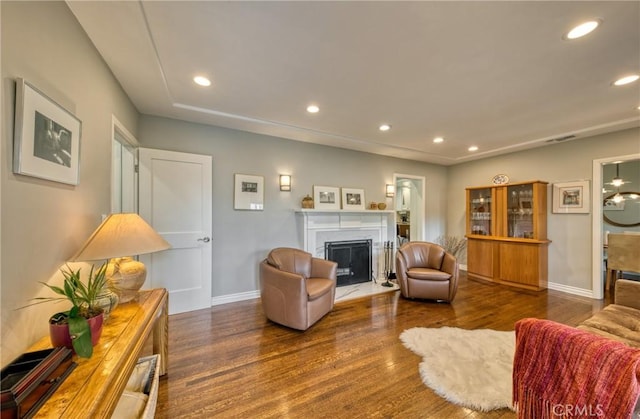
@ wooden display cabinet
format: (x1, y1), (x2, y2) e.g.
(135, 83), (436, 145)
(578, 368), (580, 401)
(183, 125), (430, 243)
(466, 181), (550, 290)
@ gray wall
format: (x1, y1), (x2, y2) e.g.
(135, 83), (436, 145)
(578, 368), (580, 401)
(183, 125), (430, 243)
(138, 115), (448, 297)
(448, 127), (640, 291)
(1, 1), (139, 365)
(1, 0), (638, 369)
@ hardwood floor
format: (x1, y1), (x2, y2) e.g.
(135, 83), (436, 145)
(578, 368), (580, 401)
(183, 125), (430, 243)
(155, 272), (608, 418)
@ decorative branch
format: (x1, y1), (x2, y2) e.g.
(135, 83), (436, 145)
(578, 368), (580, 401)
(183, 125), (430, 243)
(434, 235), (467, 259)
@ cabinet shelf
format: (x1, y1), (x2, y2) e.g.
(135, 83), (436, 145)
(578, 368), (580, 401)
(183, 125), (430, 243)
(465, 181), (550, 290)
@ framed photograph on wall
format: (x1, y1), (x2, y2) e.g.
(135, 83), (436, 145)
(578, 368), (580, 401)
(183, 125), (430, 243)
(552, 180), (590, 213)
(341, 187), (365, 210)
(234, 174), (264, 210)
(13, 78), (82, 185)
(313, 185), (340, 210)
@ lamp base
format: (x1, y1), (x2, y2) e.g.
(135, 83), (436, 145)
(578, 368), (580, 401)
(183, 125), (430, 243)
(106, 257), (147, 303)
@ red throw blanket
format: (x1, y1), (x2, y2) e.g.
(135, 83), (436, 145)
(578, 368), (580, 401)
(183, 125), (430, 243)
(513, 318), (640, 419)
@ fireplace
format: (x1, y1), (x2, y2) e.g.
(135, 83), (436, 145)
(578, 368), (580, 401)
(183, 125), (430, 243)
(296, 209), (395, 283)
(325, 239), (372, 287)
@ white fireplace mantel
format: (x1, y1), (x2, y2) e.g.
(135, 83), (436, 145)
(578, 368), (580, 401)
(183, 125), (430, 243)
(295, 209), (396, 281)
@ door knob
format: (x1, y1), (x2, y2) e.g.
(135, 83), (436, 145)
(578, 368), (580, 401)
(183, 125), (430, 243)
(197, 237), (211, 243)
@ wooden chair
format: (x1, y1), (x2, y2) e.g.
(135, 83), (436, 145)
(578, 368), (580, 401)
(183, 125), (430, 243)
(606, 233), (640, 291)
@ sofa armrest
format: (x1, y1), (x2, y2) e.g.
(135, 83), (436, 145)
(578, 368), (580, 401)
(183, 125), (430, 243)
(615, 279), (640, 310)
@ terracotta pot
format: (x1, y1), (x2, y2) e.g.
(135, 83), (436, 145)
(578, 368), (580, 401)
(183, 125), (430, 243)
(49, 312), (104, 350)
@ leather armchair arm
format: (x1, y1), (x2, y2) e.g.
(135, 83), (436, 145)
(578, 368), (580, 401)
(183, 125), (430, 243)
(395, 251), (409, 294)
(311, 258), (338, 281)
(441, 252), (457, 276)
(260, 261), (307, 301)
(442, 252), (459, 301)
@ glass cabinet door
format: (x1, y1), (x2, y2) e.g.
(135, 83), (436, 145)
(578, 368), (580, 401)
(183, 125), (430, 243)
(468, 188), (493, 236)
(507, 184), (534, 238)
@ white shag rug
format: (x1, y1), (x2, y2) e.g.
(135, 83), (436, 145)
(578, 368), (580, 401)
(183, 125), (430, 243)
(399, 326), (515, 412)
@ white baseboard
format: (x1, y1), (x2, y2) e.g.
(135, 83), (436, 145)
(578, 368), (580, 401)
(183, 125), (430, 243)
(208, 276), (597, 307)
(546, 281), (595, 299)
(460, 264), (596, 299)
(211, 290), (260, 306)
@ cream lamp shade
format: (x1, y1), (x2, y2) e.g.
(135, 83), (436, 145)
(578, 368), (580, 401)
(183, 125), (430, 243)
(72, 213), (171, 303)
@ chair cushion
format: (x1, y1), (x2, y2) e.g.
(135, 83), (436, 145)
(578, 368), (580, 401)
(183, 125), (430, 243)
(306, 278), (334, 301)
(407, 267), (451, 281)
(577, 304), (640, 347)
(267, 248), (312, 278)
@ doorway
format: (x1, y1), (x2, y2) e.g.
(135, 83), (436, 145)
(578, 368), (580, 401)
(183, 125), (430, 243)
(111, 117), (138, 213)
(591, 153), (640, 299)
(393, 174), (426, 245)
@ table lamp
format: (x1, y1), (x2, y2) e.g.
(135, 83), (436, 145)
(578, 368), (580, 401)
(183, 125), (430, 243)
(72, 213), (171, 303)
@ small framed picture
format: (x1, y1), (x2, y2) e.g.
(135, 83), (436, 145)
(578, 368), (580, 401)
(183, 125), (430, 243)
(13, 78), (82, 185)
(234, 174), (264, 210)
(341, 188), (365, 210)
(313, 185), (340, 210)
(552, 180), (590, 214)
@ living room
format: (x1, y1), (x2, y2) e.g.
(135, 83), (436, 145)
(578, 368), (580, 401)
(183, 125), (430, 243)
(1, 2), (639, 415)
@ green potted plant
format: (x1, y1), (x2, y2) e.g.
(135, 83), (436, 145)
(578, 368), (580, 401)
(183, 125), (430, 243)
(34, 263), (109, 358)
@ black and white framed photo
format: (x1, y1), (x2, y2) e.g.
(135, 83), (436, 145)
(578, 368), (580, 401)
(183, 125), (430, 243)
(341, 187), (365, 210)
(234, 174), (264, 210)
(552, 180), (590, 214)
(313, 185), (340, 210)
(13, 78), (82, 185)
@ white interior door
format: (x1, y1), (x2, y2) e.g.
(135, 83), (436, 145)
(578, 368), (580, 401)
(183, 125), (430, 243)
(138, 148), (212, 314)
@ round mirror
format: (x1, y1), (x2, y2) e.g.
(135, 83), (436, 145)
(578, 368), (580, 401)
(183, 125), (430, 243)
(603, 191), (640, 227)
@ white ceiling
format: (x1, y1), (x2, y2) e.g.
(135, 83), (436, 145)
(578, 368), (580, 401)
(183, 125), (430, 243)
(67, 1), (640, 166)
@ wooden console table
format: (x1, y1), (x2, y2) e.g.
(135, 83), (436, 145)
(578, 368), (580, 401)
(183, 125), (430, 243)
(28, 288), (168, 418)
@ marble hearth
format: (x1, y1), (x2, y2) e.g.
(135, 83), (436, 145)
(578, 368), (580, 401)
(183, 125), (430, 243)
(335, 280), (400, 302)
(296, 209), (396, 282)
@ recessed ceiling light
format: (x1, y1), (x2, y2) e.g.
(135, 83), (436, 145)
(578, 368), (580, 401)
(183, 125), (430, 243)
(193, 76), (211, 87)
(613, 74), (640, 86)
(433, 137), (444, 143)
(379, 124), (391, 132)
(306, 104), (320, 113)
(468, 146), (479, 152)
(565, 20), (601, 40)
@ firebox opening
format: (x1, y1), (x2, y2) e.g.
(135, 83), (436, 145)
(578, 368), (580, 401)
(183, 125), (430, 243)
(325, 239), (372, 287)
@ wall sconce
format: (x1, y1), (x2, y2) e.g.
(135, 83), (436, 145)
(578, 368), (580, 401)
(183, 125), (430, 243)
(280, 175), (291, 191)
(386, 184), (395, 197)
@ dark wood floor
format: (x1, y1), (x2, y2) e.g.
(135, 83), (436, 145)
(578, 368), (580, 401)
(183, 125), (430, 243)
(154, 273), (609, 418)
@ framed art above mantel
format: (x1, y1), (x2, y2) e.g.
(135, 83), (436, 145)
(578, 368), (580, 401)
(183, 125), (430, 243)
(313, 185), (340, 210)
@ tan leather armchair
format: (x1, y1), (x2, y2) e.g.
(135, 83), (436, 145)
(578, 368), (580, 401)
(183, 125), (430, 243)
(396, 241), (459, 302)
(259, 248), (338, 330)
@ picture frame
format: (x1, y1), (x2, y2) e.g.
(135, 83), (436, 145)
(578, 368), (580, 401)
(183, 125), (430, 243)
(13, 78), (82, 185)
(341, 187), (365, 210)
(234, 174), (264, 210)
(552, 180), (590, 214)
(313, 185), (340, 210)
